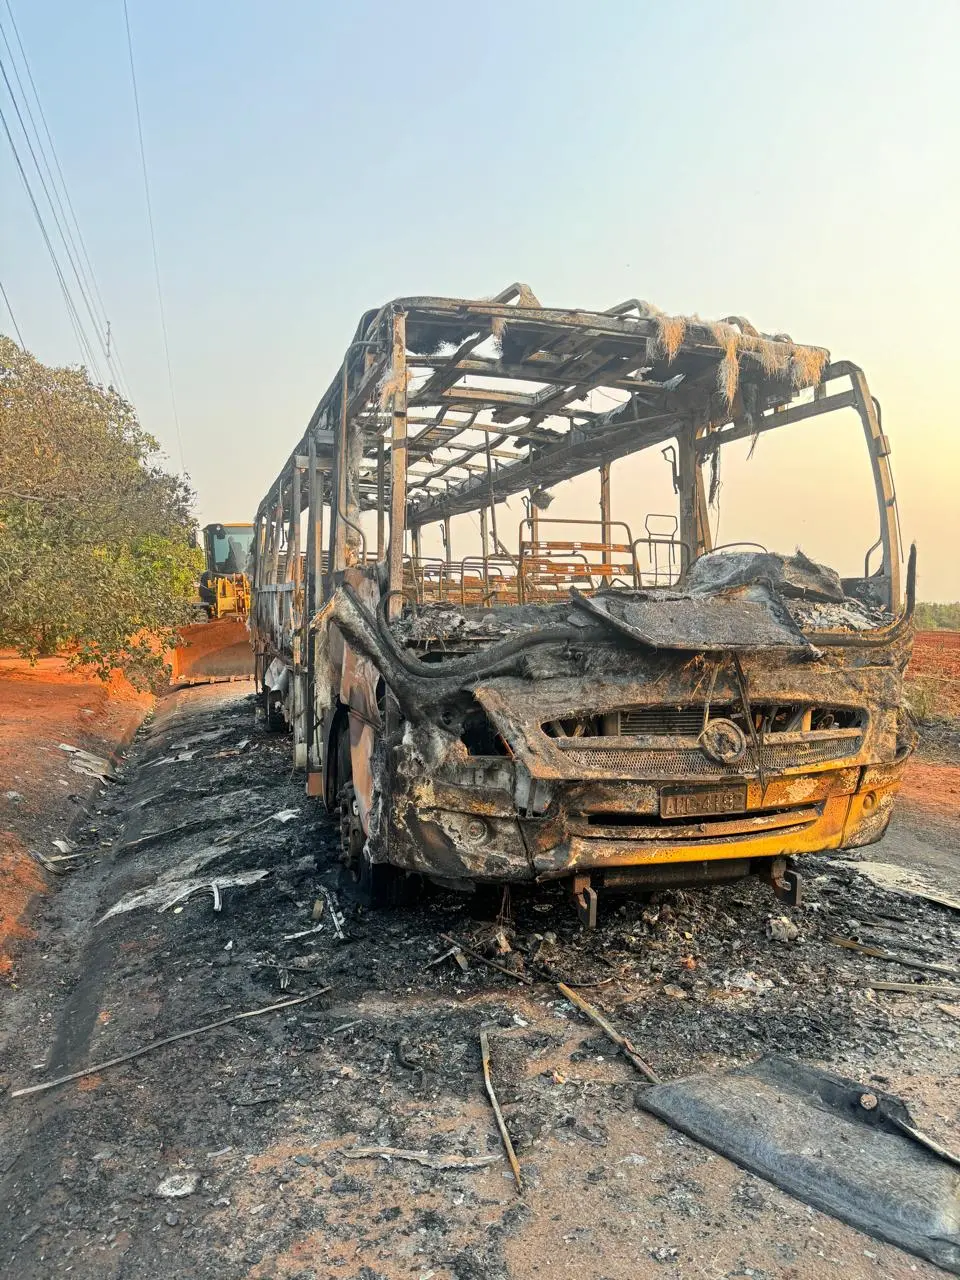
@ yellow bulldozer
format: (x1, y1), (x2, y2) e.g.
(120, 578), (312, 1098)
(171, 522), (256, 684)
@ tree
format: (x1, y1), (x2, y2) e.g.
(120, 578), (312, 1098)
(915, 602), (960, 631)
(0, 335), (202, 686)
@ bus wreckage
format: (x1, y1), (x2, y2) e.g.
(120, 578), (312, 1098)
(250, 285), (915, 922)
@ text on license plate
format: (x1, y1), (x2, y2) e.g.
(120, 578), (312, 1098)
(660, 784), (748, 819)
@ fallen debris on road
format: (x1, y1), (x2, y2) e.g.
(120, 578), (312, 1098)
(58, 743), (119, 783)
(557, 981), (660, 1083)
(638, 1055), (960, 1274)
(765, 915), (800, 942)
(840, 860), (960, 913)
(9, 987), (331, 1099)
(441, 932), (533, 985)
(479, 1027), (523, 1193)
(155, 1173), (199, 1199)
(116, 816), (221, 856)
(829, 933), (960, 978)
(342, 1146), (500, 1171)
(320, 885), (346, 939)
(98, 868), (269, 921)
(865, 980), (960, 997)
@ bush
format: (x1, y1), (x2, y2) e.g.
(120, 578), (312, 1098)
(915, 602), (960, 631)
(0, 336), (202, 686)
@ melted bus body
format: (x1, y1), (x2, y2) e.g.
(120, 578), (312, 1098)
(250, 286), (914, 914)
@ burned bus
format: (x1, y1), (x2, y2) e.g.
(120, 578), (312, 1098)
(250, 285), (914, 920)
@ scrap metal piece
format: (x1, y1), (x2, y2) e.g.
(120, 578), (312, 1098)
(638, 1055), (960, 1274)
(479, 1028), (523, 1193)
(571, 873), (598, 930)
(684, 549), (846, 602)
(867, 981), (960, 997)
(765, 857), (802, 907)
(320, 886), (346, 940)
(569, 584), (811, 651)
(557, 982), (660, 1084)
(843, 860), (960, 913)
(827, 935), (960, 979)
(342, 1147), (500, 1171)
(97, 869), (269, 921)
(58, 743), (120, 783)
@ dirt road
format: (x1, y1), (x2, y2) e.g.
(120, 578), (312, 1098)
(1, 680), (958, 1280)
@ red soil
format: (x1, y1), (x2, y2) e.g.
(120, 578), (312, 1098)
(0, 832), (45, 979)
(898, 758), (960, 821)
(0, 653), (152, 979)
(910, 630), (960, 716)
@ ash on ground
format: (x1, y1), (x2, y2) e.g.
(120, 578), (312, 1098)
(1, 686), (956, 1280)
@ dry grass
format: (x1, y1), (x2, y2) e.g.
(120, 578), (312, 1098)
(905, 675), (960, 724)
(707, 321), (828, 405)
(789, 343), (830, 390)
(655, 313), (687, 361)
(709, 321), (743, 404)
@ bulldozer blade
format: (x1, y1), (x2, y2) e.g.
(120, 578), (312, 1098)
(171, 618), (254, 685)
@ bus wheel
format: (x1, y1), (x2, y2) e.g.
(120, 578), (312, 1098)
(262, 687), (286, 732)
(336, 729), (399, 909)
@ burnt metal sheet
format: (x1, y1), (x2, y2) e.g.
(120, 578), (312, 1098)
(685, 549), (846, 602)
(570, 585), (812, 651)
(638, 1055), (960, 1274)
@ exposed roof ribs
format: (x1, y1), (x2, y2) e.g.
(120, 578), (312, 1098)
(258, 285), (831, 524)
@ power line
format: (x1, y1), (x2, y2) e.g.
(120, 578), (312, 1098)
(0, 274), (25, 347)
(1, 0), (130, 395)
(0, 94), (103, 376)
(0, 49), (104, 378)
(122, 0), (185, 471)
(0, 28), (127, 392)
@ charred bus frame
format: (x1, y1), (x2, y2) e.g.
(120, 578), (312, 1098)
(250, 284), (914, 918)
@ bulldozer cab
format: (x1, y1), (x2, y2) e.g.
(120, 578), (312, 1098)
(202, 523), (255, 577)
(171, 522), (256, 685)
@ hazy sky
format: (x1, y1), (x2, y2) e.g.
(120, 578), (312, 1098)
(3, 0), (958, 597)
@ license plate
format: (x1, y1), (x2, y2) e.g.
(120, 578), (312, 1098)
(660, 784), (748, 819)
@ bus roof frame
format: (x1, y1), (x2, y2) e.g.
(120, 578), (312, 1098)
(256, 284), (901, 607)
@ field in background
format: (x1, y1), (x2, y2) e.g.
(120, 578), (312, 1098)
(908, 630), (960, 720)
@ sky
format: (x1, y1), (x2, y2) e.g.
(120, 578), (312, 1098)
(2, 0), (959, 598)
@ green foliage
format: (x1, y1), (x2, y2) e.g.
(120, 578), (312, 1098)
(915, 601), (960, 631)
(0, 335), (202, 686)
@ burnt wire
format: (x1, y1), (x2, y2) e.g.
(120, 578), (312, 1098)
(364, 586), (580, 682)
(732, 652), (766, 793)
(700, 659), (720, 734)
(708, 447), (721, 506)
